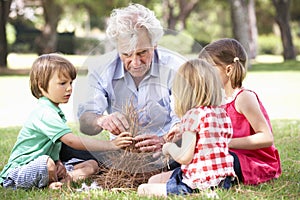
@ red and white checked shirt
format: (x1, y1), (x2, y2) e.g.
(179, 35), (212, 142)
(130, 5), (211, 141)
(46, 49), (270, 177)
(180, 106), (236, 190)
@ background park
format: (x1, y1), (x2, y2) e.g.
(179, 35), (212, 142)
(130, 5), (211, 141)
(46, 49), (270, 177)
(0, 0), (299, 199)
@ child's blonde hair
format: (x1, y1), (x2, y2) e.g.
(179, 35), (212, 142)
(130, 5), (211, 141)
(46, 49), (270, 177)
(30, 53), (77, 99)
(199, 38), (248, 89)
(172, 59), (223, 117)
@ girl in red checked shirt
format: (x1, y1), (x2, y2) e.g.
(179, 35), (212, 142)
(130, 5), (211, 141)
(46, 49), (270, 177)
(138, 59), (236, 197)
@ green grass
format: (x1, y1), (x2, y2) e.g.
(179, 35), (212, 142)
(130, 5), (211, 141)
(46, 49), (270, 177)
(0, 119), (299, 199)
(250, 59), (300, 71)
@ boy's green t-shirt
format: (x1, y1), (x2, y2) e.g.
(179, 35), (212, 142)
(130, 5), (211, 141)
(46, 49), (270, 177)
(0, 97), (72, 183)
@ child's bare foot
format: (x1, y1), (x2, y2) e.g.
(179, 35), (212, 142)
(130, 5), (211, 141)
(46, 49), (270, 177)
(60, 173), (73, 187)
(48, 181), (63, 189)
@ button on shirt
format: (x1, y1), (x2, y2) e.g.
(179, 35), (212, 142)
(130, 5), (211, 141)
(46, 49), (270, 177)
(77, 47), (186, 136)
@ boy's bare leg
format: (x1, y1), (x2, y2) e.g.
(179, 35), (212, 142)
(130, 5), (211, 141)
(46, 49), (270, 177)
(47, 158), (63, 189)
(68, 160), (99, 181)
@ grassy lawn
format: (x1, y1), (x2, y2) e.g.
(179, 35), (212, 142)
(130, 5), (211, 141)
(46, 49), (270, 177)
(0, 119), (299, 199)
(0, 55), (300, 199)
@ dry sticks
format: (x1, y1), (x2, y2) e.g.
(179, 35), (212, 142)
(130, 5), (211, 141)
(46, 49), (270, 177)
(93, 99), (168, 190)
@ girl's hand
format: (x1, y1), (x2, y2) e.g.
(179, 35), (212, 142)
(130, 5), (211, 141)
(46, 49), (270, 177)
(162, 142), (172, 156)
(165, 124), (181, 142)
(55, 160), (67, 179)
(111, 132), (133, 149)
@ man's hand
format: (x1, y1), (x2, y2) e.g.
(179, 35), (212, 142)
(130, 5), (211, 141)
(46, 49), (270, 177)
(133, 134), (165, 152)
(97, 112), (129, 135)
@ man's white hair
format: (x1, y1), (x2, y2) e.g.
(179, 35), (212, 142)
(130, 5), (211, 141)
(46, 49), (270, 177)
(106, 3), (164, 48)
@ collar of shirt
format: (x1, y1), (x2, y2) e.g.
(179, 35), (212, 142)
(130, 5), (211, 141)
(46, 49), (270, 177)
(38, 96), (67, 122)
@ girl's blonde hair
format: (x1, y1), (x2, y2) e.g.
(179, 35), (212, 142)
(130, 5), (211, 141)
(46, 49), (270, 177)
(199, 38), (248, 89)
(172, 59), (223, 117)
(30, 53), (77, 99)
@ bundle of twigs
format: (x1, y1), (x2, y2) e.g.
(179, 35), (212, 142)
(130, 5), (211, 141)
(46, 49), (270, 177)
(93, 100), (167, 190)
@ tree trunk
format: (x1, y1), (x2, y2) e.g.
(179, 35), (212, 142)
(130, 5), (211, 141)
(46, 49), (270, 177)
(272, 0), (296, 60)
(177, 0), (199, 30)
(162, 0), (178, 31)
(229, 0), (250, 57)
(0, 0), (12, 68)
(248, 0), (258, 59)
(162, 0), (198, 32)
(35, 0), (62, 55)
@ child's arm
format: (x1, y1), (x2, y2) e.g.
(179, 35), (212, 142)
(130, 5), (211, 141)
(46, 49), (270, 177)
(230, 91), (274, 150)
(162, 131), (196, 165)
(60, 132), (132, 151)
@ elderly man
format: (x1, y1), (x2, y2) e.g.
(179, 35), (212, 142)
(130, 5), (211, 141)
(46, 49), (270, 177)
(60, 4), (186, 168)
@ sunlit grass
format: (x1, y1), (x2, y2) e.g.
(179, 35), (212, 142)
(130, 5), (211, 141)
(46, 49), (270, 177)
(0, 119), (299, 199)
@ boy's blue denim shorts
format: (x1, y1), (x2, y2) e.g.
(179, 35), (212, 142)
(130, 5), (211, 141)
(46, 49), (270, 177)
(2, 155), (49, 189)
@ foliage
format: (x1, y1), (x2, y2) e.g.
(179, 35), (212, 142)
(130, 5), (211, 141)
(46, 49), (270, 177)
(258, 31), (300, 56)
(74, 37), (102, 55)
(5, 0), (300, 59)
(258, 34), (283, 55)
(255, 0), (276, 34)
(0, 119), (299, 199)
(159, 30), (195, 54)
(186, 1), (232, 45)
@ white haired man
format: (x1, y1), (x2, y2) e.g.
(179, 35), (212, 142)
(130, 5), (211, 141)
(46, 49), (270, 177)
(60, 4), (186, 170)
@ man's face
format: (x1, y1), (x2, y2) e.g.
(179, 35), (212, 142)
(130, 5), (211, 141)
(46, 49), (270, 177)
(118, 29), (155, 79)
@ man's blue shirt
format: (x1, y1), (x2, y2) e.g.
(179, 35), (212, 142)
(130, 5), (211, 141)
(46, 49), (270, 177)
(78, 47), (186, 136)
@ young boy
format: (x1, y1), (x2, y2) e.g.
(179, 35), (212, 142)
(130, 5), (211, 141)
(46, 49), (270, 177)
(0, 54), (133, 189)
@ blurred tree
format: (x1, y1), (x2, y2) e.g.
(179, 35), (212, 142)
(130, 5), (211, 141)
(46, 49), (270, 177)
(248, 0), (258, 59)
(290, 0), (300, 21)
(186, 0), (232, 47)
(162, 0), (199, 31)
(229, 0), (250, 57)
(272, 0), (296, 60)
(229, 0), (258, 60)
(0, 0), (12, 68)
(255, 0), (275, 34)
(35, 0), (62, 54)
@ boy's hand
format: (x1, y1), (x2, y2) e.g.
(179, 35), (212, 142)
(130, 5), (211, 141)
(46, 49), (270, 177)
(111, 132), (133, 149)
(56, 160), (67, 179)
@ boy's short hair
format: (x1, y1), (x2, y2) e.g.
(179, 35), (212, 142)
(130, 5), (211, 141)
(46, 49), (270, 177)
(30, 53), (77, 99)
